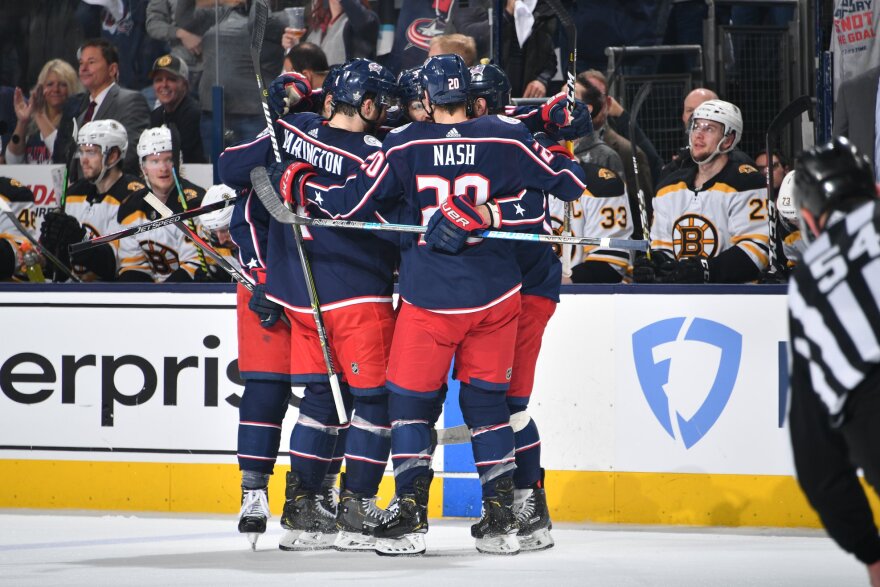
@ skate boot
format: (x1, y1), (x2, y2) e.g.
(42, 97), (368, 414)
(513, 471), (554, 552)
(238, 486), (270, 551)
(318, 482), (339, 518)
(334, 475), (395, 551)
(278, 471), (338, 551)
(470, 477), (520, 555)
(373, 472), (433, 556)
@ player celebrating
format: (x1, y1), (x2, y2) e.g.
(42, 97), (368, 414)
(116, 126), (206, 282)
(39, 119), (144, 281)
(635, 100), (769, 283)
(278, 54), (591, 556)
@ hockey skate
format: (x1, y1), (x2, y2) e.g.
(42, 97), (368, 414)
(373, 472), (432, 556)
(238, 487), (270, 551)
(513, 473), (554, 552)
(471, 477), (520, 555)
(278, 471), (338, 551)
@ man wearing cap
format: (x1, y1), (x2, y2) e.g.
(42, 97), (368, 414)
(149, 54), (206, 163)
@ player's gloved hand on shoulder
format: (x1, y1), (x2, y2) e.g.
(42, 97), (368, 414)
(672, 256), (710, 283)
(533, 132), (575, 160)
(275, 161), (316, 208)
(39, 209), (86, 251)
(247, 270), (283, 328)
(556, 100), (593, 141)
(540, 92), (570, 134)
(268, 71), (312, 118)
(425, 194), (497, 255)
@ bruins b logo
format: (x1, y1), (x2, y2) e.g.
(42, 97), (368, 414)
(672, 214), (719, 258)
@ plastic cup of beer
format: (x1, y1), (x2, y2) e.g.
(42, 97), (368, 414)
(284, 7), (305, 39)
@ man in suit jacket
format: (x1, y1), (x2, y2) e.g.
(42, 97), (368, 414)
(53, 38), (151, 176)
(833, 65), (880, 181)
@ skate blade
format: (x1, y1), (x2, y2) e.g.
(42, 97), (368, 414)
(518, 528), (554, 552)
(475, 533), (520, 555)
(374, 534), (426, 556)
(278, 529), (336, 551)
(333, 530), (376, 551)
(247, 533), (260, 551)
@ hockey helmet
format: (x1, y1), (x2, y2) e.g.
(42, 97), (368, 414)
(793, 136), (876, 239)
(78, 119), (128, 161)
(332, 58), (397, 109)
(137, 126), (174, 160)
(200, 184), (236, 231)
(776, 170), (798, 222)
(397, 67), (423, 105)
(688, 99), (743, 152)
(322, 64), (342, 96)
(419, 54), (470, 105)
(468, 64), (511, 113)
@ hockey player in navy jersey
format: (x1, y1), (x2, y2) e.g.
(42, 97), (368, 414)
(277, 54), (592, 556)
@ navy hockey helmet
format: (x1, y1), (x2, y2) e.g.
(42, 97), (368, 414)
(332, 58), (397, 109)
(419, 54), (470, 105)
(397, 67), (423, 105)
(468, 63), (511, 113)
(322, 64), (342, 96)
(793, 136), (876, 239)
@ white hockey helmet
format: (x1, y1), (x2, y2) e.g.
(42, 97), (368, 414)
(200, 184), (236, 230)
(776, 169), (798, 222)
(689, 99), (743, 153)
(78, 119), (128, 162)
(137, 126), (174, 160)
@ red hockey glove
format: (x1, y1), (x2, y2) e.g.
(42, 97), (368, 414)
(540, 92), (571, 133)
(425, 194), (490, 255)
(268, 71), (312, 118)
(277, 161), (316, 207)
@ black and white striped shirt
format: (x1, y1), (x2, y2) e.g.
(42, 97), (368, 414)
(788, 200), (880, 416)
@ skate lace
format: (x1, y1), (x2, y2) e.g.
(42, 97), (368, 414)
(362, 496), (396, 524)
(513, 490), (536, 523)
(313, 493), (337, 520)
(239, 488), (270, 519)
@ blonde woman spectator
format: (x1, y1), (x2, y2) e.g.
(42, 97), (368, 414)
(282, 0), (378, 66)
(5, 60), (81, 165)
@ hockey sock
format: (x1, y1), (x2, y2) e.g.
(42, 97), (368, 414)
(242, 470), (270, 490)
(388, 391), (435, 495)
(460, 383), (515, 498)
(325, 425), (347, 488)
(508, 404), (542, 489)
(289, 382), (349, 492)
(344, 393), (391, 495)
(237, 379), (291, 475)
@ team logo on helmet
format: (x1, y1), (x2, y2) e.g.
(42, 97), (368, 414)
(598, 168), (616, 180)
(128, 181), (145, 191)
(672, 214), (719, 258)
(738, 164), (758, 174)
(368, 62), (382, 73)
(352, 90), (362, 102)
(157, 55), (173, 67)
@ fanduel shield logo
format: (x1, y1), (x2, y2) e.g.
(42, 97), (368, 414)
(631, 317), (742, 449)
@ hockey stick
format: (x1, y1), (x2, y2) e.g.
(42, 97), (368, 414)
(171, 168), (209, 274)
(544, 0), (577, 277)
(252, 0), (347, 425)
(628, 82), (653, 259)
(250, 167), (649, 251)
(765, 95), (813, 275)
(0, 199), (81, 282)
(144, 193), (292, 328)
(69, 197), (236, 254)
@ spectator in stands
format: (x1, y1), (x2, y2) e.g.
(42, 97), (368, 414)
(604, 93), (663, 184)
(175, 0), (286, 156)
(579, 70), (653, 238)
(682, 88), (718, 129)
(146, 0), (205, 93)
(754, 150), (789, 191)
(833, 65), (880, 181)
(573, 76), (625, 179)
(501, 0), (557, 98)
(634, 99), (769, 284)
(384, 0), (453, 75)
(5, 60), (81, 165)
(284, 42), (330, 94)
(148, 54), (205, 163)
(427, 34), (478, 66)
(52, 38), (151, 176)
(282, 0), (379, 66)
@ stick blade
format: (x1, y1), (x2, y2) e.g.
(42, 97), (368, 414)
(250, 0), (269, 55)
(767, 95), (813, 137)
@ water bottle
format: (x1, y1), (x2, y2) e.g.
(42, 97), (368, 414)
(20, 241), (45, 283)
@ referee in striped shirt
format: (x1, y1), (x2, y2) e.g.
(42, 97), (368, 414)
(787, 136), (880, 587)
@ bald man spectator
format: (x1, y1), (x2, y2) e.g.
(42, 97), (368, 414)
(682, 88), (718, 129)
(53, 38), (151, 175)
(148, 54), (205, 163)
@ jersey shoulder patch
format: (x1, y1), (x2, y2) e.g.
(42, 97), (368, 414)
(364, 135), (383, 147)
(738, 164), (759, 175)
(0, 177), (35, 203)
(389, 122), (411, 134)
(128, 181), (146, 192)
(496, 114), (520, 125)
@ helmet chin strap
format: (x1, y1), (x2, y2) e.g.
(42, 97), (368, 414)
(420, 96), (435, 122)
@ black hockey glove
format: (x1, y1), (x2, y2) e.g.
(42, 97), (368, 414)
(268, 71), (312, 118)
(631, 253), (656, 283)
(40, 210), (86, 252)
(672, 257), (710, 283)
(247, 269), (283, 328)
(425, 194), (491, 255)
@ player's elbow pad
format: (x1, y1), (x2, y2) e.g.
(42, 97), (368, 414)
(707, 246), (761, 283)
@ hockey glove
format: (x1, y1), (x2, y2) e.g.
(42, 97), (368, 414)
(40, 210), (86, 252)
(268, 71), (312, 118)
(631, 253), (656, 283)
(275, 161), (316, 208)
(247, 270), (283, 328)
(540, 92), (571, 134)
(425, 194), (490, 255)
(556, 100), (593, 141)
(672, 257), (710, 283)
(533, 132), (576, 161)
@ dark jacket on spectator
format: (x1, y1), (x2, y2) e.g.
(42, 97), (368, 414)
(500, 3), (558, 97)
(150, 94), (205, 163)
